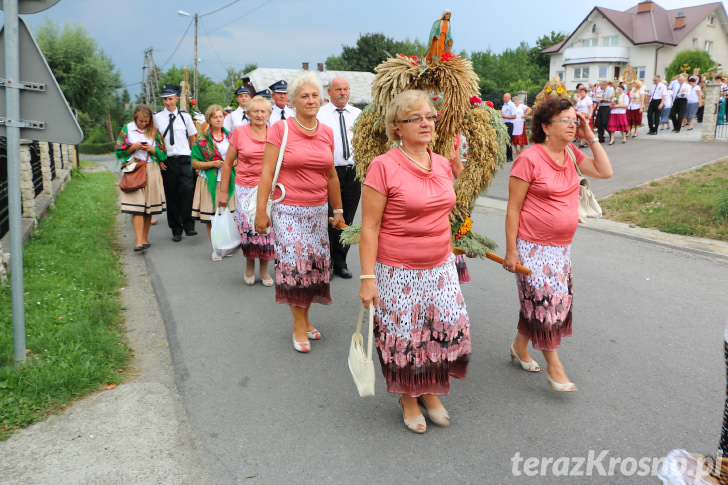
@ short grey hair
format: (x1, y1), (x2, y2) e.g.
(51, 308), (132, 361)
(289, 72), (323, 100)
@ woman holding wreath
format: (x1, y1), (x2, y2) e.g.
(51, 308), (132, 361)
(359, 90), (470, 434)
(504, 96), (612, 392)
(254, 73), (344, 353)
(114, 105), (167, 253)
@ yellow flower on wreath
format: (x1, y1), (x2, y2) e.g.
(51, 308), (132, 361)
(556, 87), (564, 94)
(545, 87), (552, 94)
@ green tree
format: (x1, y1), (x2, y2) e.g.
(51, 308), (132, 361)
(530, 31), (568, 77)
(35, 19), (123, 140)
(666, 49), (715, 80)
(159, 67), (227, 114)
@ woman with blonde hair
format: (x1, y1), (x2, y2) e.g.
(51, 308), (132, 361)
(114, 105), (167, 252)
(359, 89), (470, 433)
(218, 95), (275, 285)
(191, 104), (234, 261)
(626, 80), (645, 138)
(255, 73), (345, 353)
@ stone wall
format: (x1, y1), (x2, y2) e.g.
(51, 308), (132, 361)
(701, 83), (721, 142)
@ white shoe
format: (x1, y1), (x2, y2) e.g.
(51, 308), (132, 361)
(509, 345), (540, 372)
(546, 374), (577, 392)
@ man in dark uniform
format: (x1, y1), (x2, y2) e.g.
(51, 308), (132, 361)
(154, 84), (198, 242)
(268, 80), (295, 124)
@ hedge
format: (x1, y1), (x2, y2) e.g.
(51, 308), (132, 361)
(79, 142), (115, 155)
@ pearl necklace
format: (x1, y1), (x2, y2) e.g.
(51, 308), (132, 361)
(294, 117), (318, 131)
(398, 146), (431, 172)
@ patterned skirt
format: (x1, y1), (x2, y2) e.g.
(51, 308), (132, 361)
(607, 113), (629, 132)
(515, 238), (573, 351)
(120, 162), (166, 216)
(233, 185), (275, 260)
(511, 132), (528, 146)
(192, 176), (236, 224)
(272, 203), (331, 307)
(374, 254), (470, 396)
(626, 108), (643, 126)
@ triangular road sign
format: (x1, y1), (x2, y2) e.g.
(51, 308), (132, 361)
(0, 16), (83, 144)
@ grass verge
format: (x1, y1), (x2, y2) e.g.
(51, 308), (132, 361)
(0, 168), (130, 440)
(599, 158), (728, 242)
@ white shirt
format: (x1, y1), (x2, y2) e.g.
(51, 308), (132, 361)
(269, 105), (295, 125)
(501, 100), (516, 124)
(668, 79), (681, 96)
(223, 106), (249, 132)
(687, 85), (701, 104)
(317, 102), (362, 166)
(124, 121), (156, 162)
(599, 86), (614, 105)
(676, 82), (691, 99)
(647, 82), (666, 101)
(575, 95), (593, 114)
(153, 108), (197, 156)
(662, 90), (674, 108)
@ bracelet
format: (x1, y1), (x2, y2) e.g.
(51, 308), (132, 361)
(587, 138), (599, 144)
(360, 274), (376, 280)
(332, 209), (344, 214)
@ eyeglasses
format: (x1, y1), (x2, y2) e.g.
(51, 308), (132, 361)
(397, 114), (438, 124)
(552, 118), (581, 127)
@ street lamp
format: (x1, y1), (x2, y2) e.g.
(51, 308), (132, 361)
(177, 10), (198, 105)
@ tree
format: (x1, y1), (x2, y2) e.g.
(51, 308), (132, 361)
(666, 49), (715, 80)
(530, 31), (568, 76)
(35, 19), (123, 140)
(160, 66), (227, 113)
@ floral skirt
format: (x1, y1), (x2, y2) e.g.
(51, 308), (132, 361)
(515, 238), (573, 351)
(272, 203), (331, 307)
(511, 132), (528, 146)
(607, 113), (629, 132)
(233, 185), (275, 260)
(120, 162), (166, 216)
(374, 254), (470, 396)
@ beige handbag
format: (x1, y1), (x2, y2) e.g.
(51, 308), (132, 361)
(567, 145), (602, 223)
(348, 303), (375, 397)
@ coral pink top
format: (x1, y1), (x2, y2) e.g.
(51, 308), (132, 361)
(364, 147), (455, 269)
(231, 124), (266, 188)
(267, 118), (334, 206)
(510, 143), (585, 246)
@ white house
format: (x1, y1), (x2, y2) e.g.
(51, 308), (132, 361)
(543, 1), (728, 88)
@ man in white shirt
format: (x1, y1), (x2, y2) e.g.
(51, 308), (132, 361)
(268, 80), (295, 124)
(317, 77), (362, 278)
(646, 76), (666, 135)
(223, 86), (251, 133)
(596, 80), (614, 143)
(154, 84), (198, 242)
(670, 75), (690, 133)
(501, 93), (517, 162)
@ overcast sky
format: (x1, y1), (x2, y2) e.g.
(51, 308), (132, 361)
(6, 0), (725, 96)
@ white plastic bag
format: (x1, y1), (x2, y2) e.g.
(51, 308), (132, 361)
(210, 208), (241, 257)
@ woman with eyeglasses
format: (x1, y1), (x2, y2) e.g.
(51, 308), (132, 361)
(359, 90), (470, 433)
(504, 96), (612, 392)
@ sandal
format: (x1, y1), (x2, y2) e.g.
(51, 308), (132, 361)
(306, 328), (322, 340)
(292, 332), (310, 353)
(399, 397), (426, 434)
(417, 396), (450, 427)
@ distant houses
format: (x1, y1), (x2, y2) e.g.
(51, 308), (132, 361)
(543, 0), (728, 88)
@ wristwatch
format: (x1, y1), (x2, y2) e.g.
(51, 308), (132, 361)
(587, 138), (599, 144)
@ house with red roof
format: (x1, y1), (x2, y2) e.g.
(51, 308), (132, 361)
(542, 1), (728, 88)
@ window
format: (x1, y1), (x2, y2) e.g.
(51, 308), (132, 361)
(706, 40), (714, 54)
(602, 36), (618, 46)
(584, 38), (598, 47)
(557, 71), (564, 81)
(599, 66), (608, 78)
(574, 67), (590, 79)
(708, 15), (715, 26)
(634, 66), (646, 79)
(692, 38), (698, 48)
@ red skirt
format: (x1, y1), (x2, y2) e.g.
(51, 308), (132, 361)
(511, 132), (528, 146)
(626, 108), (642, 126)
(607, 113), (629, 132)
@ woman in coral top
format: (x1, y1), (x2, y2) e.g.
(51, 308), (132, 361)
(359, 90), (470, 434)
(504, 96), (612, 392)
(218, 95), (274, 286)
(254, 73), (344, 353)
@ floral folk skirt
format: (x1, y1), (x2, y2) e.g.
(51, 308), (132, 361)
(374, 254), (470, 396)
(233, 185), (275, 260)
(272, 203), (331, 307)
(120, 162), (166, 216)
(515, 238), (573, 351)
(511, 132), (528, 146)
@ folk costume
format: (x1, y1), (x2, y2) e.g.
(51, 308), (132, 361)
(190, 127), (235, 224)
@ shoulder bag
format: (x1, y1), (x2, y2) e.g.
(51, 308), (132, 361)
(348, 303), (376, 397)
(566, 145), (602, 223)
(119, 159), (147, 193)
(240, 120), (287, 234)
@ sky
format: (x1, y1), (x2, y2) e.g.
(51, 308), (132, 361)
(5, 0), (726, 97)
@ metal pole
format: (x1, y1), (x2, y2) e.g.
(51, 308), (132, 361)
(5, 0), (26, 362)
(193, 14), (198, 105)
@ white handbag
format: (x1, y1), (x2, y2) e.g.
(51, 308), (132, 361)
(348, 303), (376, 397)
(567, 145), (603, 223)
(240, 120), (288, 234)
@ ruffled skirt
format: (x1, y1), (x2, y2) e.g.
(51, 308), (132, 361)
(374, 254), (470, 396)
(233, 185), (275, 260)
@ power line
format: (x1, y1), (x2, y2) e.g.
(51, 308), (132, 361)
(199, 18), (229, 70)
(211, 0), (275, 31)
(160, 18), (194, 69)
(200, 0), (242, 18)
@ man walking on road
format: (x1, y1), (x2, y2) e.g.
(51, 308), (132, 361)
(501, 93), (517, 162)
(154, 84), (198, 242)
(670, 75), (690, 133)
(318, 77), (362, 278)
(596, 80), (614, 143)
(646, 76), (665, 135)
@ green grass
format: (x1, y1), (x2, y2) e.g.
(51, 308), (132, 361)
(600, 158), (728, 241)
(0, 168), (130, 440)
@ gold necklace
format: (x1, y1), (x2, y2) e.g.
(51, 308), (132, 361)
(293, 117), (318, 131)
(398, 146), (431, 172)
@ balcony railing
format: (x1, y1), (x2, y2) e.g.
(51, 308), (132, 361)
(562, 46), (630, 65)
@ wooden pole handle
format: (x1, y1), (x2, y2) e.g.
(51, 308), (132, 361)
(485, 251), (532, 276)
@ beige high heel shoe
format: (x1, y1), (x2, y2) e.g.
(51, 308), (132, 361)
(417, 396), (450, 427)
(509, 345), (540, 372)
(399, 397), (426, 434)
(546, 374), (577, 392)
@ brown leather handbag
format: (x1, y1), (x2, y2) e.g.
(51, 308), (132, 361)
(119, 160), (147, 192)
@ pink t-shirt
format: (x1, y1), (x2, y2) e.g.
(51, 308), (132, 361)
(231, 125), (266, 188)
(267, 119), (334, 206)
(364, 148), (455, 269)
(510, 143), (585, 246)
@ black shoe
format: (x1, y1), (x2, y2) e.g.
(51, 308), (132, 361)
(133, 245), (145, 253)
(172, 234), (182, 242)
(142, 243), (151, 249)
(334, 267), (352, 279)
(185, 229), (198, 236)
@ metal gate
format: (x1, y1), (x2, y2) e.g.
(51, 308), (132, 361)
(0, 137), (8, 238)
(716, 100), (728, 140)
(29, 141), (43, 197)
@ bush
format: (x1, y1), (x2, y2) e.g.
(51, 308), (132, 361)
(79, 142), (115, 154)
(666, 49), (714, 80)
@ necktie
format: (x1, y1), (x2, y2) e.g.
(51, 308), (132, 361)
(336, 108), (351, 160)
(168, 113), (176, 146)
(242, 111), (248, 123)
(280, 109), (286, 121)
